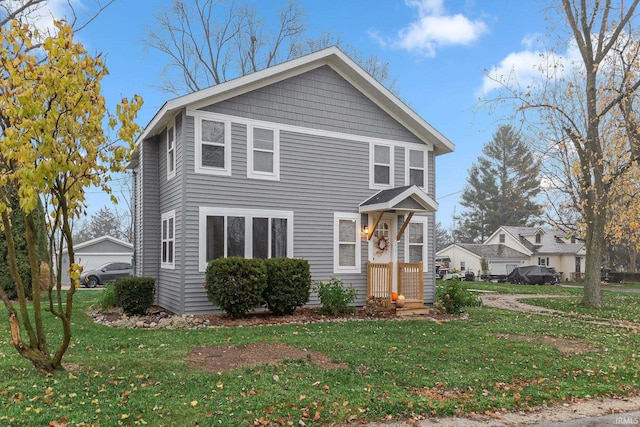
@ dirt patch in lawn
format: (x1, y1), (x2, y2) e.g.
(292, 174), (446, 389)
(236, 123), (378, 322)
(187, 342), (348, 373)
(495, 333), (599, 355)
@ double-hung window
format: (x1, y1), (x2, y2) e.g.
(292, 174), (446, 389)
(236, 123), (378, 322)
(166, 123), (176, 179)
(405, 217), (427, 265)
(370, 143), (393, 188)
(334, 213), (361, 273)
(194, 112), (231, 175)
(199, 207), (293, 271)
(161, 210), (175, 269)
(406, 148), (426, 188)
(248, 125), (279, 180)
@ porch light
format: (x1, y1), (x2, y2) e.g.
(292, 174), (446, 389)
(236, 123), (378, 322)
(363, 225), (369, 236)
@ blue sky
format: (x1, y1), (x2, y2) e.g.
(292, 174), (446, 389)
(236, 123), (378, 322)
(38, 0), (552, 231)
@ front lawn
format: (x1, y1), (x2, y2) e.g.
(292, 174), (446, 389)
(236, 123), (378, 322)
(1, 288), (639, 426)
(523, 292), (640, 323)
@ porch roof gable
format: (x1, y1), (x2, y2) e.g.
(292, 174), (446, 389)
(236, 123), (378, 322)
(359, 185), (438, 213)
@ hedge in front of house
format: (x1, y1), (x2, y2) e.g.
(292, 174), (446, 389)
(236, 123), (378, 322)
(205, 257), (267, 319)
(114, 277), (155, 316)
(263, 258), (311, 316)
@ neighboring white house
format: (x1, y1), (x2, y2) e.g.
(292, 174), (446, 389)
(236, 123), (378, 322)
(58, 236), (133, 284)
(437, 226), (586, 281)
(437, 242), (530, 277)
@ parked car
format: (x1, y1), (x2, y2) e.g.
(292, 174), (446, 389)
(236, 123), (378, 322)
(439, 268), (465, 281)
(506, 265), (560, 285)
(79, 262), (133, 288)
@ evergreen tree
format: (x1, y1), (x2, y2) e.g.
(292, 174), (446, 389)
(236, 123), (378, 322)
(435, 221), (451, 251)
(74, 206), (129, 243)
(0, 190), (49, 299)
(455, 125), (542, 242)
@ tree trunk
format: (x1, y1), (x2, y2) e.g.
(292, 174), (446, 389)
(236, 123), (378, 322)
(629, 246), (638, 273)
(582, 210), (604, 308)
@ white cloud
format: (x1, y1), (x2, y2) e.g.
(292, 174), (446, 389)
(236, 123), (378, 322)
(383, 0), (488, 57)
(479, 34), (584, 96)
(5, 0), (84, 35)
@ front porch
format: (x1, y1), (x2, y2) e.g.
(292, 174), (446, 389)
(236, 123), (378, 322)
(360, 185), (437, 316)
(366, 261), (430, 315)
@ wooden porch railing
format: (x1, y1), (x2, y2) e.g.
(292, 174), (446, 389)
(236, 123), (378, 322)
(398, 261), (423, 303)
(367, 261), (424, 308)
(367, 262), (393, 307)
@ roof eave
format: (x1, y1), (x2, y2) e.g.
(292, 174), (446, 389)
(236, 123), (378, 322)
(359, 185), (438, 213)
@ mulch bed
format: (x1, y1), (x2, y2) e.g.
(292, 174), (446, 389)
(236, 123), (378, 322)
(95, 305), (465, 329)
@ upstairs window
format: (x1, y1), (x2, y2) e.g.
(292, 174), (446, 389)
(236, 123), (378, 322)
(535, 233), (541, 244)
(248, 125), (279, 180)
(407, 149), (426, 188)
(370, 143), (393, 188)
(195, 113), (231, 175)
(166, 123), (176, 179)
(499, 233), (505, 243)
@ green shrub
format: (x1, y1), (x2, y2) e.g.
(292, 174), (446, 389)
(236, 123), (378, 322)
(314, 277), (357, 315)
(436, 279), (482, 314)
(205, 257), (267, 318)
(100, 283), (116, 312)
(263, 258), (311, 315)
(113, 277), (155, 316)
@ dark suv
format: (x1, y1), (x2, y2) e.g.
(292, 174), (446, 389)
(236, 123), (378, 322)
(79, 262), (133, 288)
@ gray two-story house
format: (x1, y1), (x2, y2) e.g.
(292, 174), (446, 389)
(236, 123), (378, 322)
(130, 47), (454, 315)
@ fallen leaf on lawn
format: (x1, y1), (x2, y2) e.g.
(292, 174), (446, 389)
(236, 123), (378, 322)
(190, 400), (198, 407)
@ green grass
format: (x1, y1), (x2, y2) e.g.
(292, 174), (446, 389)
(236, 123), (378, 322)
(1, 288), (640, 426)
(523, 292), (640, 323)
(437, 279), (583, 295)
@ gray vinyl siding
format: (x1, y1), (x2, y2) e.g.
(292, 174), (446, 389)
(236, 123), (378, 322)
(181, 128), (376, 313)
(200, 66), (423, 145)
(144, 64), (438, 314)
(155, 112), (184, 313)
(137, 139), (160, 280)
(428, 151), (435, 196)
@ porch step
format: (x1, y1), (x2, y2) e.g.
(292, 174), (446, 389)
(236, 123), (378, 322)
(395, 306), (431, 317)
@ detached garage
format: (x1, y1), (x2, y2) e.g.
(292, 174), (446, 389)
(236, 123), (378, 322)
(59, 236), (133, 285)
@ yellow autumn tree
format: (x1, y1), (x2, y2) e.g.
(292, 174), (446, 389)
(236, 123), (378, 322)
(0, 20), (142, 373)
(485, 0), (640, 308)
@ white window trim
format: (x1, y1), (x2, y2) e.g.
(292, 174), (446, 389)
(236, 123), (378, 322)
(247, 124), (280, 180)
(198, 207), (294, 272)
(405, 147), (428, 189)
(193, 111), (232, 176)
(404, 216), (428, 271)
(369, 142), (394, 189)
(161, 210), (176, 270)
(186, 110), (434, 152)
(333, 212), (361, 273)
(166, 120), (176, 180)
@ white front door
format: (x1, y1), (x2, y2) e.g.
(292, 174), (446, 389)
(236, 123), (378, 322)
(369, 214), (397, 292)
